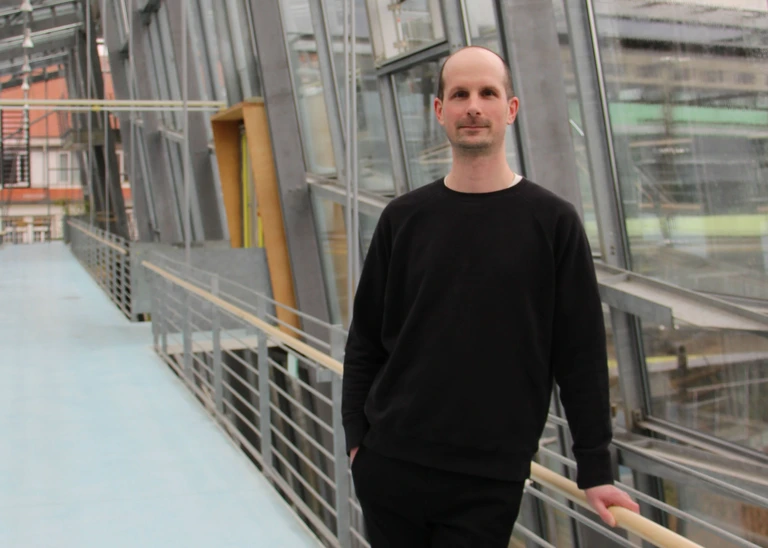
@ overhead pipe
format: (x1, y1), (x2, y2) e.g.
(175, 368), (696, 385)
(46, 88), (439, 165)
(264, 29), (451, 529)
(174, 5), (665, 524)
(0, 98), (225, 108)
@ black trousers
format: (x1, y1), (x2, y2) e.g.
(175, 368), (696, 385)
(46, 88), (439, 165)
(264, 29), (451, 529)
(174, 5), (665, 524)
(351, 446), (525, 548)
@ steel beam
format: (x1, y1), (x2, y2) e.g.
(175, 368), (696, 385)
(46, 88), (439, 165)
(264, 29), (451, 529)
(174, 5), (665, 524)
(164, 0), (226, 241)
(496, 0), (584, 212)
(0, 13), (81, 43)
(248, 0), (331, 337)
(102, 0), (153, 242)
(132, 9), (183, 242)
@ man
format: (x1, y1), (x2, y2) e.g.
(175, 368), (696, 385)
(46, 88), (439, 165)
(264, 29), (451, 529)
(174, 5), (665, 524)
(342, 46), (639, 547)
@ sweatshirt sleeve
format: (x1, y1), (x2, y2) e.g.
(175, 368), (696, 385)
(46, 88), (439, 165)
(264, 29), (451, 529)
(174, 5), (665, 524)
(550, 206), (614, 490)
(341, 212), (391, 454)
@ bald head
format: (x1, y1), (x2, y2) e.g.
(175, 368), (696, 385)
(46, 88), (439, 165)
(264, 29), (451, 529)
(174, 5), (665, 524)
(437, 46), (514, 101)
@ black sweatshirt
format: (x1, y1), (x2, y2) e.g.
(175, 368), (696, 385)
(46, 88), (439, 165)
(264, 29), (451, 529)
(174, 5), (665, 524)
(342, 177), (613, 489)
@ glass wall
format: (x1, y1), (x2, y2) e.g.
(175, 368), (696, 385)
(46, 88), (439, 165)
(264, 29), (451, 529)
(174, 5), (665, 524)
(551, 0), (603, 252)
(282, 0), (338, 176)
(366, 0), (445, 62)
(465, 0), (502, 53)
(327, 0), (395, 195)
(592, 1), (768, 301)
(311, 194), (350, 326)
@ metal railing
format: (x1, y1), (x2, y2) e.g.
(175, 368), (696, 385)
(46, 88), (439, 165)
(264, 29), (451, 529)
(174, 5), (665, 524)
(141, 257), (765, 548)
(69, 218), (131, 318)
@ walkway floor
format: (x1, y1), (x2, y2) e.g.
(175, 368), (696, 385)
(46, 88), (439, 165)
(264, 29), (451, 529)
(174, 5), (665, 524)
(0, 242), (320, 547)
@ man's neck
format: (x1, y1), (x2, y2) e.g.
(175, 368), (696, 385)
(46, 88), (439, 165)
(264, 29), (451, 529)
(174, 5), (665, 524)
(444, 150), (518, 193)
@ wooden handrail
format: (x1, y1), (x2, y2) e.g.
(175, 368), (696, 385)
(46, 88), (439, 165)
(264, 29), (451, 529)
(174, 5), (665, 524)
(142, 261), (343, 374)
(531, 463), (702, 548)
(68, 220), (128, 255)
(145, 259), (705, 548)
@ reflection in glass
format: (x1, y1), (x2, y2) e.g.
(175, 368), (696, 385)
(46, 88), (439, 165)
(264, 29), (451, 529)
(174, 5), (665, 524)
(281, 0), (337, 175)
(465, 0), (502, 53)
(311, 195), (350, 326)
(360, 211), (381, 255)
(591, 2), (768, 300)
(366, 0), (445, 63)
(394, 60), (521, 190)
(642, 321), (768, 451)
(662, 477), (768, 546)
(327, 0), (395, 195)
(550, 0), (602, 251)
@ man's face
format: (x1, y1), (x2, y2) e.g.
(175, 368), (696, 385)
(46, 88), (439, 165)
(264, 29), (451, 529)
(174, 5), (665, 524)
(434, 49), (519, 156)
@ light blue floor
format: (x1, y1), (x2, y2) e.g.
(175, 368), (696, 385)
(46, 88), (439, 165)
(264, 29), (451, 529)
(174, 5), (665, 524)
(0, 243), (320, 548)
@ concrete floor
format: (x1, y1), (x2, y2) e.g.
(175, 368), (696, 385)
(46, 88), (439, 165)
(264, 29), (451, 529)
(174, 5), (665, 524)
(0, 242), (319, 547)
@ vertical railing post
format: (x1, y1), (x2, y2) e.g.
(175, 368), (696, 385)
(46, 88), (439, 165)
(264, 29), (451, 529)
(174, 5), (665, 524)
(331, 325), (351, 548)
(161, 276), (169, 356)
(151, 270), (160, 349)
(257, 298), (272, 477)
(211, 275), (223, 416)
(183, 290), (193, 386)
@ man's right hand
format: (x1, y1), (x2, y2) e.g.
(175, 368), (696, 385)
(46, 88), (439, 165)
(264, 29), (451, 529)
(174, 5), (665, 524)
(350, 446), (359, 465)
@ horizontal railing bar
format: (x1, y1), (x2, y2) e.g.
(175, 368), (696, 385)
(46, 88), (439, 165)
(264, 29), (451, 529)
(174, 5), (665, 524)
(270, 447), (338, 518)
(270, 426), (336, 489)
(222, 398), (263, 439)
(67, 221), (127, 254)
(269, 405), (335, 461)
(537, 440), (745, 546)
(269, 471), (338, 546)
(530, 463), (702, 548)
(525, 485), (636, 548)
(221, 347), (259, 377)
(288, 374), (334, 407)
(222, 381), (261, 419)
(143, 262), (343, 374)
(265, 312), (332, 351)
(220, 363), (259, 398)
(268, 380), (334, 436)
(613, 440), (768, 509)
(350, 528), (369, 546)
(513, 523), (556, 548)
(146, 260), (712, 548)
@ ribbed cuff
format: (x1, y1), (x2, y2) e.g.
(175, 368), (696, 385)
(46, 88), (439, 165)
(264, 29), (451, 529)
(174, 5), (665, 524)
(576, 452), (614, 490)
(343, 418), (369, 455)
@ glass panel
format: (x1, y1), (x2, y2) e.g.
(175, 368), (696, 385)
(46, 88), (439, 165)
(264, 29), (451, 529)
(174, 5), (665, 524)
(641, 320), (768, 451)
(282, 0), (337, 176)
(551, 0), (602, 252)
(592, 2), (768, 300)
(311, 194), (350, 326)
(366, 0), (445, 63)
(652, 473), (768, 547)
(328, 0), (395, 195)
(465, 0), (502, 53)
(394, 60), (522, 190)
(360, 210), (381, 255)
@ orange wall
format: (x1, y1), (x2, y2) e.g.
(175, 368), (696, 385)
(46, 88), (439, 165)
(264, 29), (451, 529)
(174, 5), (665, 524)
(1, 69), (116, 139)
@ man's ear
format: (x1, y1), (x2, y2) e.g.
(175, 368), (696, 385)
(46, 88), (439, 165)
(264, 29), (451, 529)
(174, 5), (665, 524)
(507, 96), (520, 125)
(434, 97), (445, 126)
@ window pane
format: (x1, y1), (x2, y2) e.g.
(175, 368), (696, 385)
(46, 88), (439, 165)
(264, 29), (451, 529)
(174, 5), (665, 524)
(394, 60), (522, 190)
(328, 0), (395, 195)
(593, 2), (768, 300)
(366, 0), (445, 63)
(642, 320), (768, 452)
(551, 0), (602, 253)
(281, 0), (337, 175)
(465, 0), (502, 53)
(59, 153), (69, 184)
(311, 194), (350, 326)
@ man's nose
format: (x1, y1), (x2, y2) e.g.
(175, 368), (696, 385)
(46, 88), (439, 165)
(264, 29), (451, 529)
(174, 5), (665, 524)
(466, 95), (481, 116)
